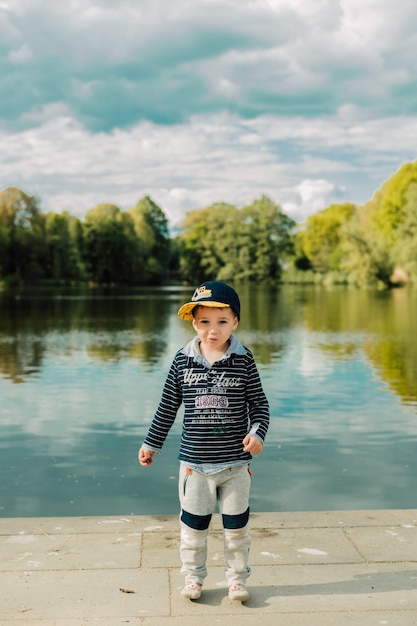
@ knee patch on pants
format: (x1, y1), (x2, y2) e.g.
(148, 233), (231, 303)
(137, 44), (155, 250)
(181, 508), (212, 530)
(222, 506), (250, 529)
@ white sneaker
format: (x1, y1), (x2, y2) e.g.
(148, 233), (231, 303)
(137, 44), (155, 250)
(228, 584), (249, 602)
(181, 581), (202, 600)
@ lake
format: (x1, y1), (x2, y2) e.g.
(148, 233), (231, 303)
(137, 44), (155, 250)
(0, 284), (416, 518)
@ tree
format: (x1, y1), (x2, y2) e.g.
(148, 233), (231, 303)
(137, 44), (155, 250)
(341, 207), (395, 287)
(338, 161), (417, 287)
(373, 161), (417, 245)
(178, 196), (295, 284)
(238, 196), (295, 282)
(179, 203), (240, 283)
(0, 186), (45, 283)
(391, 182), (417, 283)
(296, 203), (356, 274)
(127, 196), (170, 284)
(82, 203), (140, 284)
(42, 212), (86, 282)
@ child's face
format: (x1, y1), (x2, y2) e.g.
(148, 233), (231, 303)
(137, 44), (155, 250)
(192, 306), (238, 350)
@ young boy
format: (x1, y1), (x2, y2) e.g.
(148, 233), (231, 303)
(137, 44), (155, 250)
(138, 281), (269, 602)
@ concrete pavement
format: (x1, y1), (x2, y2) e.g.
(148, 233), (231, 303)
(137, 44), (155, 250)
(1, 509), (417, 625)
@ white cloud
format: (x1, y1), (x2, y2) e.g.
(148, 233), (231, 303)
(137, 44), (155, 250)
(283, 180), (336, 222)
(1, 108), (415, 226)
(7, 42), (34, 63)
(0, 0), (416, 225)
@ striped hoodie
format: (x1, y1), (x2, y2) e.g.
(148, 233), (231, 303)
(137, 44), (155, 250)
(142, 335), (270, 465)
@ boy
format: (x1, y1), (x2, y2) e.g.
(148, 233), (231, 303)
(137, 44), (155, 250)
(138, 281), (269, 602)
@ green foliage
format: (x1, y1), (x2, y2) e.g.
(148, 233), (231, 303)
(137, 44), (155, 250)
(1, 158), (417, 288)
(43, 212), (86, 281)
(0, 187), (45, 283)
(238, 196), (296, 282)
(178, 202), (237, 283)
(82, 203), (141, 284)
(178, 196), (295, 284)
(373, 162), (417, 245)
(127, 196), (170, 284)
(292, 166), (417, 287)
(391, 183), (417, 283)
(296, 203), (356, 274)
(0, 188), (172, 287)
(339, 201), (395, 287)
(338, 162), (417, 287)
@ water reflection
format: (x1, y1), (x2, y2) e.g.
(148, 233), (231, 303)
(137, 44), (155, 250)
(0, 287), (178, 382)
(298, 287), (417, 407)
(0, 285), (417, 517)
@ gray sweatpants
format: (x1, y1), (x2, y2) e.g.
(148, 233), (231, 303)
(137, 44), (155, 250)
(178, 463), (252, 586)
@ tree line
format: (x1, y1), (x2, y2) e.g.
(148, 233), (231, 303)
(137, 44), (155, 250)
(293, 160), (417, 287)
(0, 190), (172, 286)
(1, 159), (416, 288)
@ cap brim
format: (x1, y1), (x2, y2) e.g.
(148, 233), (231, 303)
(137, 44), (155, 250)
(178, 301), (230, 320)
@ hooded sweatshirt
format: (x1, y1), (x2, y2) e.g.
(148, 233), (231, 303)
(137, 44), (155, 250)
(142, 335), (270, 465)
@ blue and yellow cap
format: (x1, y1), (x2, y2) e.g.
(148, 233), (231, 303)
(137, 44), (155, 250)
(178, 281), (240, 321)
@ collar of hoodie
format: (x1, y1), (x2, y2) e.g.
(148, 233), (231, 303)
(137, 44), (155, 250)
(181, 335), (247, 366)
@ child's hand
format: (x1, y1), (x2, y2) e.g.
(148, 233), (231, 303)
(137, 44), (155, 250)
(138, 447), (156, 466)
(242, 435), (263, 455)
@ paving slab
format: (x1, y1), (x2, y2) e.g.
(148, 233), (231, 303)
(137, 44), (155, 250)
(345, 523), (417, 562)
(141, 612), (417, 626)
(250, 510), (417, 529)
(1, 531), (142, 571)
(0, 509), (416, 625)
(0, 615), (416, 626)
(0, 568), (170, 620)
(169, 563), (417, 614)
(0, 515), (178, 536)
(142, 526), (363, 568)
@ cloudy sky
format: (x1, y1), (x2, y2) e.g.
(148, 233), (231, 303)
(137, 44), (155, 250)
(1, 0), (417, 227)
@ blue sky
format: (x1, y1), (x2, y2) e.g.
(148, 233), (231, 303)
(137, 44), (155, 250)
(1, 0), (416, 226)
